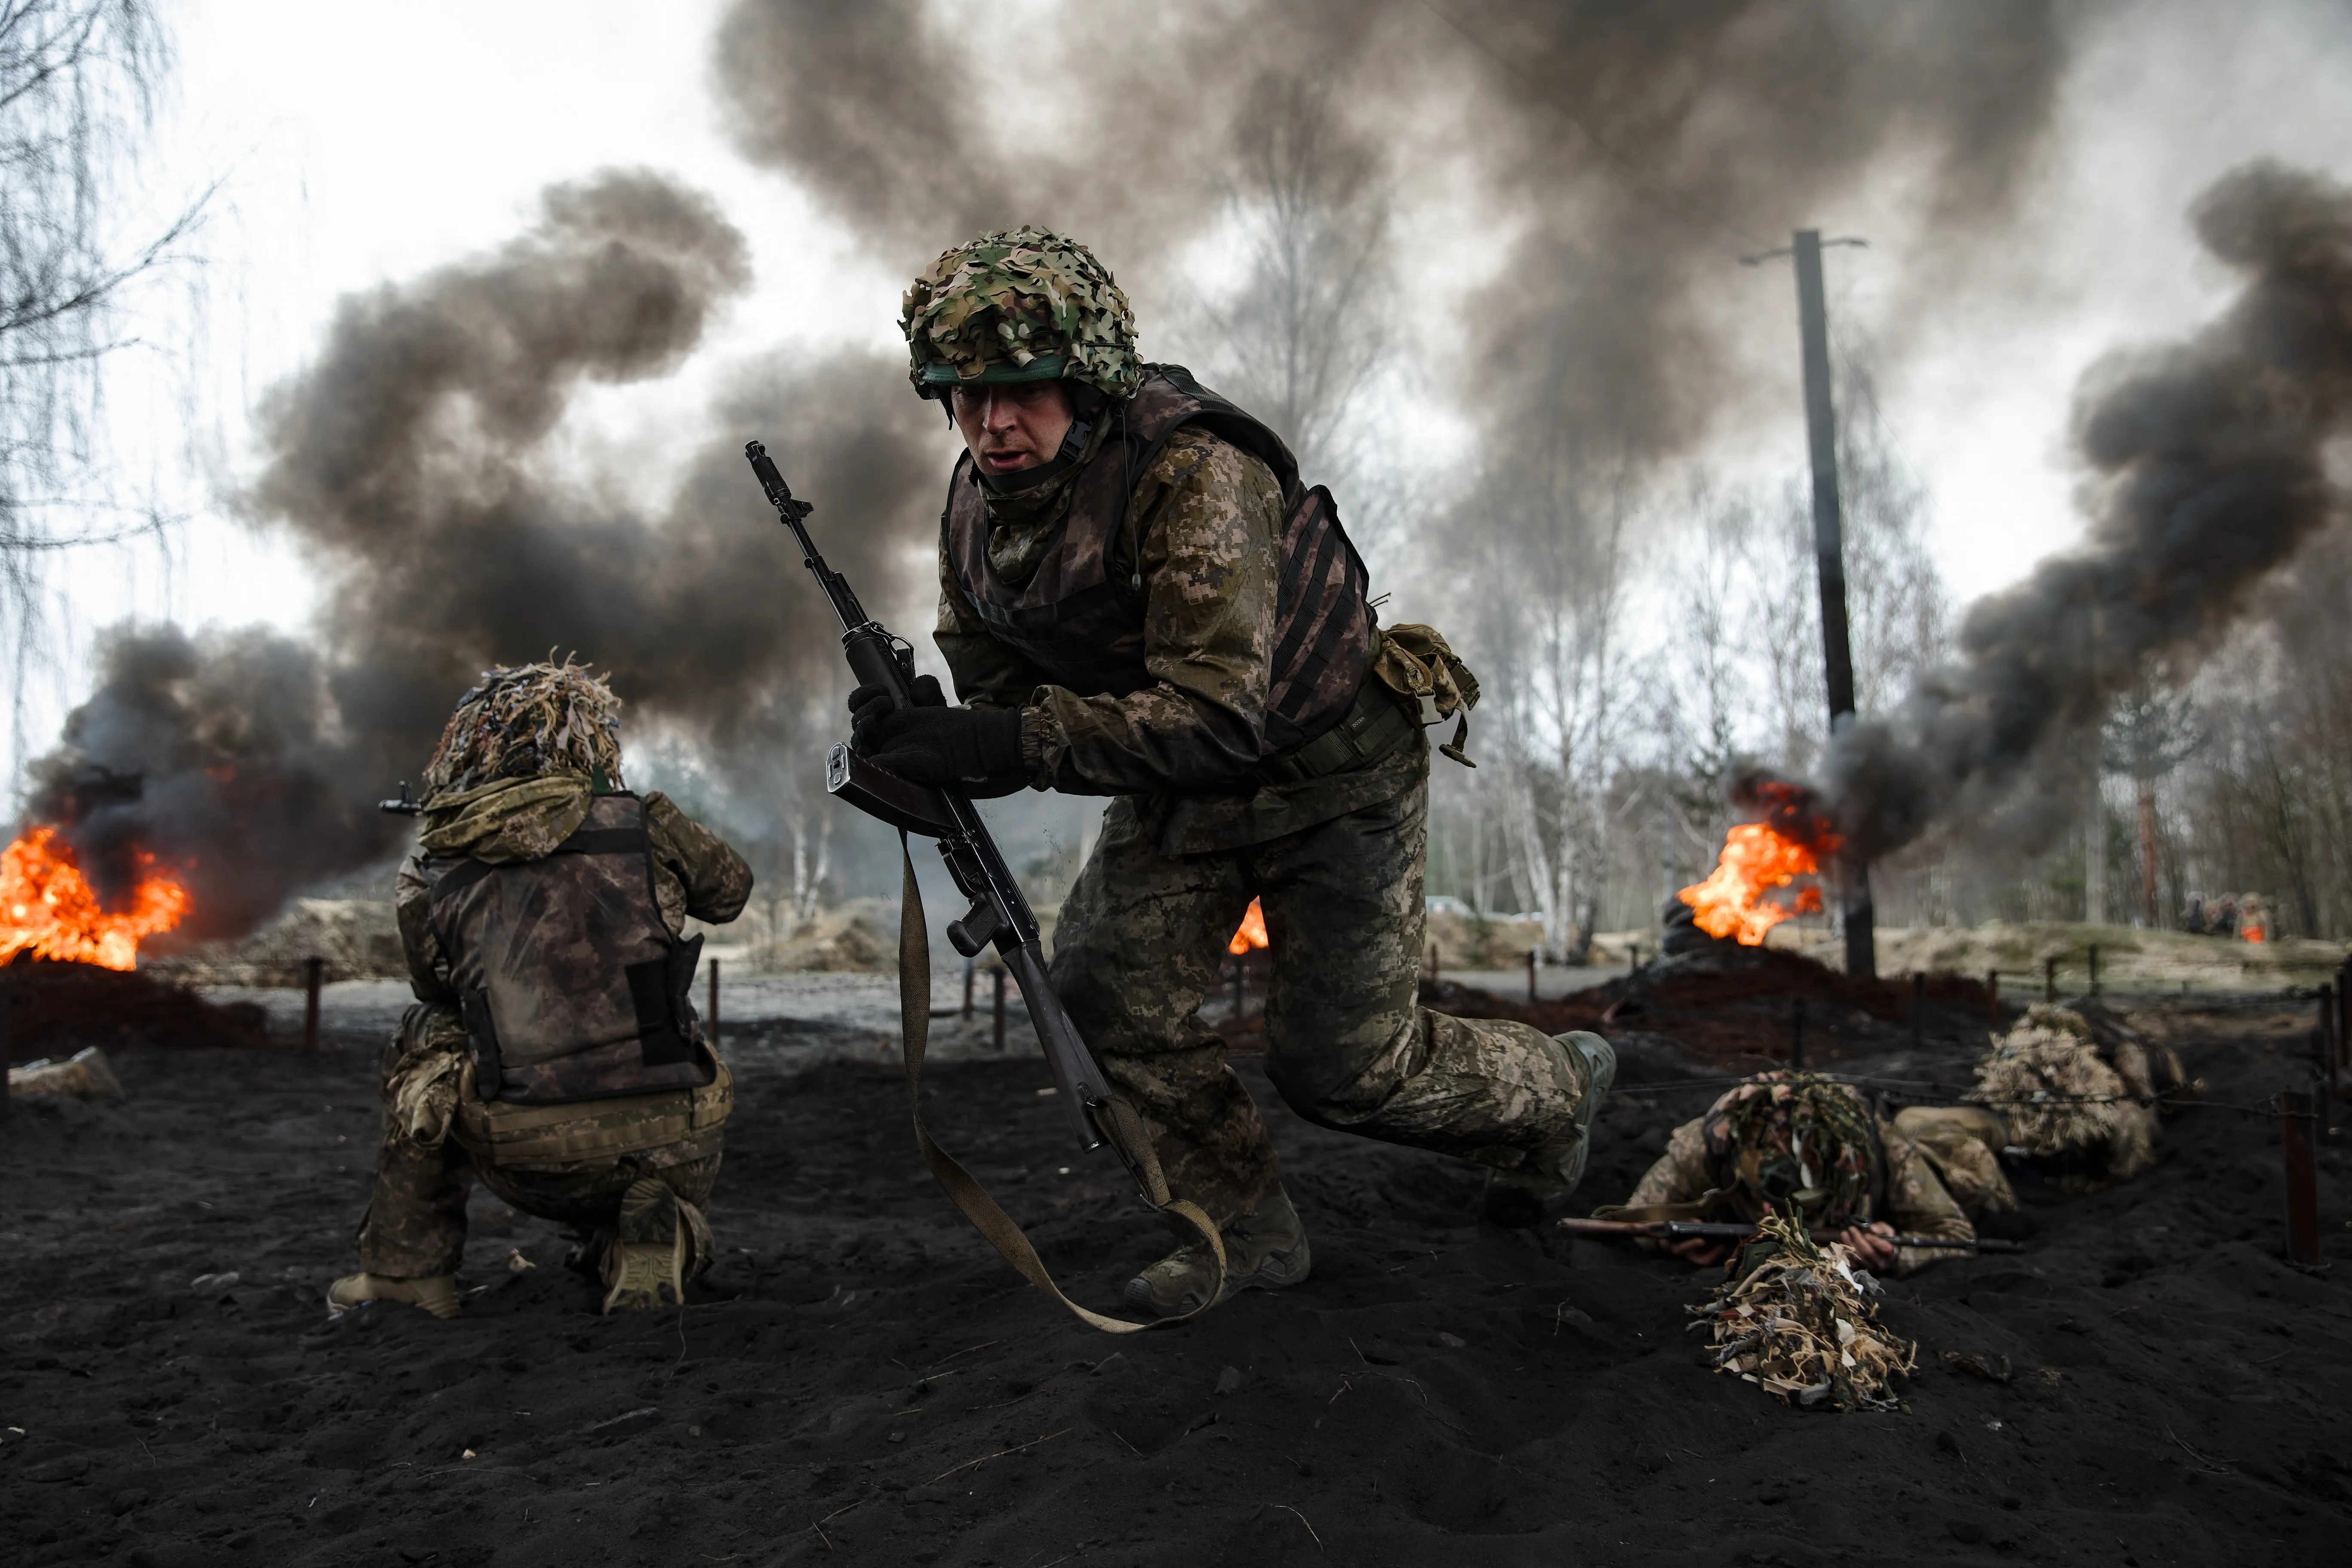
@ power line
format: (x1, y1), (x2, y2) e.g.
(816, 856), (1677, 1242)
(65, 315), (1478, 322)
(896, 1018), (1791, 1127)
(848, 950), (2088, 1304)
(1416, 1), (1773, 253)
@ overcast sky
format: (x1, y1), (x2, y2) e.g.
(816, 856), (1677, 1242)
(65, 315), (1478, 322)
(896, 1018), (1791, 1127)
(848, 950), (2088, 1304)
(24, 0), (2352, 788)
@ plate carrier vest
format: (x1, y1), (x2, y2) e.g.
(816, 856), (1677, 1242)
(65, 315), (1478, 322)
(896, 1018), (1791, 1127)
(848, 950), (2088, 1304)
(423, 792), (714, 1106)
(943, 364), (1375, 756)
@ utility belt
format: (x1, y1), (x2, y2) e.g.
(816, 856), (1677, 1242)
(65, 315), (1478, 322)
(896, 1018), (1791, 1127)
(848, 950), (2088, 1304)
(1252, 674), (1419, 787)
(449, 1054), (733, 1171)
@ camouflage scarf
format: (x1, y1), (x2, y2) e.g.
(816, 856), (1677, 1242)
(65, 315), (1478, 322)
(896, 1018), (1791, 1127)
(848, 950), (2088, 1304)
(416, 773), (595, 865)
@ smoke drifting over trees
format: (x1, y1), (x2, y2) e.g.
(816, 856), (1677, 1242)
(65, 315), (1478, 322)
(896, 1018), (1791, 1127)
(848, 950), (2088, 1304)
(18, 1), (2352, 945)
(1824, 162), (2352, 864)
(31, 171), (941, 928)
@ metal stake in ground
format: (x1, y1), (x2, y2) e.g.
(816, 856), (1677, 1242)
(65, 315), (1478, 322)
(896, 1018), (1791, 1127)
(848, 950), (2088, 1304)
(2318, 982), (2336, 1096)
(2044, 955), (2057, 1004)
(992, 967), (1007, 1054)
(708, 957), (720, 1053)
(303, 956), (324, 1053)
(2278, 1089), (2321, 1268)
(1985, 969), (2000, 1029)
(1528, 946), (1538, 1002)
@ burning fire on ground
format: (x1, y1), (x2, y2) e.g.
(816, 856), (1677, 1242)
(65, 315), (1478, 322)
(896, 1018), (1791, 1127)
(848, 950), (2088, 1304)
(1229, 897), (1268, 955)
(0, 827), (190, 971)
(1679, 783), (1840, 947)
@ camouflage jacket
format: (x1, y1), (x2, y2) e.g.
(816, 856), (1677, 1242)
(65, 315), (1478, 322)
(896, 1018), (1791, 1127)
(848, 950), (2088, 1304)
(395, 787), (752, 1004)
(1626, 1112), (1976, 1277)
(936, 425), (1421, 851)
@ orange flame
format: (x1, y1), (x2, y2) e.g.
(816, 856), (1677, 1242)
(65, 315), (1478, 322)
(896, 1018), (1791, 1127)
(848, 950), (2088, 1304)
(0, 826), (190, 971)
(1228, 897), (1268, 955)
(1678, 824), (1825, 946)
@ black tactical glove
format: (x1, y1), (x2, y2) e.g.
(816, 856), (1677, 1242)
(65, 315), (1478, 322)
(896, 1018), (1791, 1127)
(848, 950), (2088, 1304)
(846, 677), (1028, 796)
(848, 674), (946, 740)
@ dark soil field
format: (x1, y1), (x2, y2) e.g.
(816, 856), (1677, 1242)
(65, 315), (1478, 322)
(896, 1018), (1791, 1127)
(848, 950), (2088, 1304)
(4, 988), (2349, 1567)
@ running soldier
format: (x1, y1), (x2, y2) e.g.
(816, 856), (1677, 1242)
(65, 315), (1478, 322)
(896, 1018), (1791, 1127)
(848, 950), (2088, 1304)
(329, 660), (750, 1319)
(851, 227), (1612, 1317)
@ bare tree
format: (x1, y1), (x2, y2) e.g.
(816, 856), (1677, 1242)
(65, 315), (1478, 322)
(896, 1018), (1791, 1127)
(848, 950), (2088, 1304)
(1183, 68), (1402, 543)
(0, 0), (204, 781)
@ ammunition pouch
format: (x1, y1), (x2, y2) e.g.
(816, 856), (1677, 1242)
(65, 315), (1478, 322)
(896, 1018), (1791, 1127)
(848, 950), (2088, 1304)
(450, 1053), (733, 1172)
(1252, 673), (1418, 787)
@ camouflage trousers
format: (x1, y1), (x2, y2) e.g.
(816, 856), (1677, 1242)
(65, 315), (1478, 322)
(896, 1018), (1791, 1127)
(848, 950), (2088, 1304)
(1052, 776), (1596, 1230)
(356, 1032), (723, 1280)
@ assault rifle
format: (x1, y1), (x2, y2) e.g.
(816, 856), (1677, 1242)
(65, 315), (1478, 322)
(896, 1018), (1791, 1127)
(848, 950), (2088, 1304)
(743, 440), (1129, 1173)
(1557, 1217), (2024, 1253)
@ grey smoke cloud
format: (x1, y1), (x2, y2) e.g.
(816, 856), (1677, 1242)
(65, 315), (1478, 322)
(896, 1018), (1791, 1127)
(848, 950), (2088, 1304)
(21, 3), (2252, 939)
(710, 0), (2079, 466)
(1824, 160), (2352, 858)
(29, 168), (943, 935)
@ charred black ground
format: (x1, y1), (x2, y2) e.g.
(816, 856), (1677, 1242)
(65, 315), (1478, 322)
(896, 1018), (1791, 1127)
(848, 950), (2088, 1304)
(3, 985), (2346, 1566)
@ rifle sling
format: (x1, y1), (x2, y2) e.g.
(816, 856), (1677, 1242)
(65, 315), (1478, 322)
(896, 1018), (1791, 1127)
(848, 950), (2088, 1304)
(894, 836), (1225, 1333)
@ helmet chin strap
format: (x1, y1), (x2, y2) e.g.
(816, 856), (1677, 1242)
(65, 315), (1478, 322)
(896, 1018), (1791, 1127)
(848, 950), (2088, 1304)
(980, 413), (1094, 493)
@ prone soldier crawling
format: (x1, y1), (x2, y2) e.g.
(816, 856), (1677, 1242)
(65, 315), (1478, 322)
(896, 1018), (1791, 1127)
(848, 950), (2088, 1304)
(848, 227), (1614, 1317)
(330, 660), (751, 1319)
(1599, 1072), (1984, 1276)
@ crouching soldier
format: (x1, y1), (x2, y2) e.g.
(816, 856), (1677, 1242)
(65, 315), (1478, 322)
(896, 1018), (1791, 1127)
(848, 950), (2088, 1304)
(1596, 1072), (1978, 1277)
(861, 227), (1612, 1319)
(329, 660), (751, 1319)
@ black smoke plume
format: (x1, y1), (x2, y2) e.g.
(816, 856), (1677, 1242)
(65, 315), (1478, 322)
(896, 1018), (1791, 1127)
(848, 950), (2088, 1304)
(1822, 161), (2352, 858)
(26, 169), (944, 936)
(712, 0), (2079, 466)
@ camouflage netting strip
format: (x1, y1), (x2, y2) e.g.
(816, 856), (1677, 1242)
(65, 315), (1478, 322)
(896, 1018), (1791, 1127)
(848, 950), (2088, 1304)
(1686, 1211), (1916, 1412)
(424, 656), (624, 797)
(900, 226), (1140, 396)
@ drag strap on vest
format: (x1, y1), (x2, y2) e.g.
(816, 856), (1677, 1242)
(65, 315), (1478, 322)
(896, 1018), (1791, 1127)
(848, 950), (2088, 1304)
(894, 836), (1225, 1332)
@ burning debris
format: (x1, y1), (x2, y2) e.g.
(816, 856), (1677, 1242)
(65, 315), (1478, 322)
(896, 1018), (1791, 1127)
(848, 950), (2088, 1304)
(1688, 1211), (1916, 1412)
(1676, 778), (1841, 947)
(1228, 897), (1268, 956)
(1679, 827), (1825, 947)
(1, 825), (188, 970)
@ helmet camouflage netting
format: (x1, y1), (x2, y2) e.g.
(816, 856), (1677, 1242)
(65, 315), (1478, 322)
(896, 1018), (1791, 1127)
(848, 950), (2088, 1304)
(423, 657), (624, 797)
(1702, 1072), (1882, 1231)
(900, 226), (1141, 399)
(1966, 1005), (2156, 1188)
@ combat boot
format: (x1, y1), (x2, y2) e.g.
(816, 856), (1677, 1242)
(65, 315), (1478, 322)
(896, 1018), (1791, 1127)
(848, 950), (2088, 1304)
(1482, 1030), (1617, 1227)
(1123, 1188), (1311, 1319)
(326, 1272), (461, 1320)
(601, 1177), (687, 1313)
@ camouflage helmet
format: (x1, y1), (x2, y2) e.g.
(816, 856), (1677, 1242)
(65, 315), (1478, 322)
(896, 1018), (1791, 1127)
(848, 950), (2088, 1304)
(900, 227), (1141, 400)
(423, 656), (624, 798)
(1702, 1072), (1882, 1232)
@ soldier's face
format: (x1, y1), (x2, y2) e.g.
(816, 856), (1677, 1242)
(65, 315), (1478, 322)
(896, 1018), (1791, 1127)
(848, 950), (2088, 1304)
(952, 381), (1075, 475)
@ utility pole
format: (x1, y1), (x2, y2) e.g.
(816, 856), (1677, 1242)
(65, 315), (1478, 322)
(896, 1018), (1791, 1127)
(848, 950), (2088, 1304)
(1790, 229), (1874, 978)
